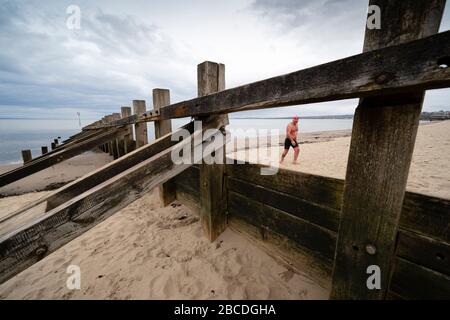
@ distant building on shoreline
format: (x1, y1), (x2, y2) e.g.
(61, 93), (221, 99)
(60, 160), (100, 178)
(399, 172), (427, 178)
(421, 111), (450, 121)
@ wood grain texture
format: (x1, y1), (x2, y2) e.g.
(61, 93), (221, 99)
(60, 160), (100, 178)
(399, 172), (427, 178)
(198, 61), (229, 242)
(226, 163), (343, 211)
(120, 106), (133, 155)
(153, 89), (176, 206)
(330, 0), (445, 300)
(133, 100), (148, 148)
(399, 192), (450, 242)
(21, 150), (32, 164)
(227, 177), (340, 232)
(396, 230), (449, 276)
(228, 191), (337, 262)
(389, 257), (450, 300)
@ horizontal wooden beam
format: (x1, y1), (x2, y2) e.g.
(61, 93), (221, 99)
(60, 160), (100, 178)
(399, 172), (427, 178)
(224, 162), (450, 242)
(389, 257), (450, 299)
(0, 128), (127, 188)
(396, 230), (449, 276)
(228, 191), (337, 262)
(227, 176), (340, 232)
(0, 117), (227, 284)
(226, 163), (344, 211)
(85, 31), (450, 130)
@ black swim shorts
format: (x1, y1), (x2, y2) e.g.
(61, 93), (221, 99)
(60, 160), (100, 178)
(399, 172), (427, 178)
(284, 138), (299, 149)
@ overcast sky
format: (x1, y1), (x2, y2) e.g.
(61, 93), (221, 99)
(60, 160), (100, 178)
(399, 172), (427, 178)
(0, 0), (449, 119)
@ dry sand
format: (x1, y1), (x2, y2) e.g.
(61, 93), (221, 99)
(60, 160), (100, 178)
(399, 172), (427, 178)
(0, 189), (327, 300)
(232, 120), (450, 199)
(0, 120), (448, 300)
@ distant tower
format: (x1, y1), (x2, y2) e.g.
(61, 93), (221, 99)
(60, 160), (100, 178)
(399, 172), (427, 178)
(76, 112), (81, 127)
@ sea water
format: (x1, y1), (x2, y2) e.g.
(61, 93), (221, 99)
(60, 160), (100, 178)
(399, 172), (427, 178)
(0, 118), (355, 164)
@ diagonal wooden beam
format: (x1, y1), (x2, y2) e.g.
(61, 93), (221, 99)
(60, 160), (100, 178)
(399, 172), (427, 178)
(29, 129), (106, 163)
(0, 121), (196, 226)
(0, 128), (127, 188)
(85, 31), (450, 130)
(0, 116), (227, 284)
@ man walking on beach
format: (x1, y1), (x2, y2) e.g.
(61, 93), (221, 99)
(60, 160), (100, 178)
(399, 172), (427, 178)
(280, 116), (300, 164)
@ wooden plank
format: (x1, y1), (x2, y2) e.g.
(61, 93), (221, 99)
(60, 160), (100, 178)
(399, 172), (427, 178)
(0, 122), (197, 227)
(133, 100), (148, 148)
(21, 150), (32, 164)
(0, 116), (227, 284)
(228, 191), (337, 262)
(153, 89), (176, 206)
(227, 177), (339, 232)
(51, 129), (104, 152)
(0, 128), (126, 188)
(330, 0), (445, 300)
(396, 230), (450, 276)
(198, 61), (229, 242)
(84, 31), (450, 130)
(174, 165), (200, 191)
(121, 106), (133, 154)
(111, 113), (122, 159)
(174, 166), (200, 211)
(175, 183), (200, 212)
(389, 257), (450, 300)
(226, 163), (343, 211)
(225, 161), (449, 240)
(400, 192), (450, 242)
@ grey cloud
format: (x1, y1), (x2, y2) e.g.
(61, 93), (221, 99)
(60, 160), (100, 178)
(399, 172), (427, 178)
(250, 0), (361, 31)
(0, 1), (195, 118)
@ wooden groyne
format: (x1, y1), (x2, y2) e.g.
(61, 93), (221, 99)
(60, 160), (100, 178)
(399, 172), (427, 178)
(0, 0), (449, 299)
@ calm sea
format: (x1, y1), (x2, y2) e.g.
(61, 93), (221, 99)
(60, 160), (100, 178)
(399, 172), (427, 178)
(0, 118), (354, 165)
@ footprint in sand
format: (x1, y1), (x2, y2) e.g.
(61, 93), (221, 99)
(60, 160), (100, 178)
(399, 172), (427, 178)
(174, 250), (193, 263)
(213, 252), (242, 278)
(244, 280), (271, 299)
(149, 274), (177, 299)
(179, 278), (203, 298)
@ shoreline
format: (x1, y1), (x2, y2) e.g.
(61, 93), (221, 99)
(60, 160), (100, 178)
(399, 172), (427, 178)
(0, 150), (112, 197)
(1, 120), (448, 197)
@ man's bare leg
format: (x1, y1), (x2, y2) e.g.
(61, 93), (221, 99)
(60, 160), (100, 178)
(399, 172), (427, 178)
(280, 149), (288, 163)
(293, 146), (299, 164)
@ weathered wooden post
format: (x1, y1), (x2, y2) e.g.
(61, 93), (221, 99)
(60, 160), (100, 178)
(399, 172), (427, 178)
(104, 115), (114, 156)
(330, 0), (446, 300)
(111, 113), (121, 159)
(41, 146), (48, 155)
(51, 142), (56, 150)
(197, 61), (229, 241)
(21, 150), (32, 164)
(104, 114), (118, 158)
(153, 88), (176, 206)
(121, 106), (133, 154)
(133, 100), (148, 148)
(100, 116), (109, 153)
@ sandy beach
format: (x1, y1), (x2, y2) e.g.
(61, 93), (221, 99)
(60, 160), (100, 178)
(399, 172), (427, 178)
(0, 120), (448, 299)
(232, 120), (450, 199)
(0, 188), (327, 300)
